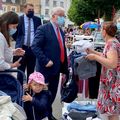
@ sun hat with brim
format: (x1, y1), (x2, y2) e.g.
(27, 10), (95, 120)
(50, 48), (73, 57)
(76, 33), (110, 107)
(28, 72), (45, 85)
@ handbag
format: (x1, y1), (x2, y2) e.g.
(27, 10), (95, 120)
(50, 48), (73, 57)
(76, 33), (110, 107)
(61, 68), (78, 103)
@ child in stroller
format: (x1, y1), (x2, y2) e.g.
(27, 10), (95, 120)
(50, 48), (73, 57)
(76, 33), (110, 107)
(22, 72), (52, 120)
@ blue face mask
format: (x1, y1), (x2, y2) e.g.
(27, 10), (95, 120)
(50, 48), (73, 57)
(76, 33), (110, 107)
(57, 16), (65, 26)
(9, 28), (17, 35)
(117, 22), (120, 31)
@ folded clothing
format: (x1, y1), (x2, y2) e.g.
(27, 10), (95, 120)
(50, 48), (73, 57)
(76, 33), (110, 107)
(67, 102), (97, 112)
(68, 110), (98, 120)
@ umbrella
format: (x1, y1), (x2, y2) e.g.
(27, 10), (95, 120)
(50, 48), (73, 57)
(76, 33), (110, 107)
(80, 22), (101, 29)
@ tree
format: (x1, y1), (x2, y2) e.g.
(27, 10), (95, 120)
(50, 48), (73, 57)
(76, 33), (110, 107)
(68, 0), (96, 25)
(68, 0), (120, 25)
(89, 0), (120, 20)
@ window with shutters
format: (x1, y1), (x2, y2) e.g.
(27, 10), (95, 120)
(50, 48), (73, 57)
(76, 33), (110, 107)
(45, 9), (49, 17)
(45, 0), (49, 6)
(53, 1), (57, 7)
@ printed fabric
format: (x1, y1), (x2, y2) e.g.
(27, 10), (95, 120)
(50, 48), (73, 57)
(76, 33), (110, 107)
(97, 39), (120, 115)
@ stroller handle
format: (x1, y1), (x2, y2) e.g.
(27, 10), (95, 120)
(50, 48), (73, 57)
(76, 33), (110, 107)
(0, 69), (27, 84)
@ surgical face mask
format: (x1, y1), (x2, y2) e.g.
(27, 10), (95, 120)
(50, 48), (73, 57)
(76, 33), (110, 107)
(57, 16), (65, 26)
(9, 28), (17, 35)
(26, 11), (34, 18)
(117, 22), (120, 31)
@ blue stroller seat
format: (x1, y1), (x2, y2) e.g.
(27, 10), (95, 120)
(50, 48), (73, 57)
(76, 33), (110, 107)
(0, 69), (26, 106)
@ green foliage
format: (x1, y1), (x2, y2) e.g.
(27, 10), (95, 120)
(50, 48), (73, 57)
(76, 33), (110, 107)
(68, 0), (120, 25)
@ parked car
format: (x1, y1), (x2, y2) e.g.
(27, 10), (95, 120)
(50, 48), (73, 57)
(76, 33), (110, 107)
(93, 31), (105, 52)
(65, 31), (105, 52)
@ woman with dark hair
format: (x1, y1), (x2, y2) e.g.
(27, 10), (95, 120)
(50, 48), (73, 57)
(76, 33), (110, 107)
(86, 22), (120, 120)
(0, 11), (25, 70)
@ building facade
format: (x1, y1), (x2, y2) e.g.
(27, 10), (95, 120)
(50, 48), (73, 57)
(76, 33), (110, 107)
(40, 0), (65, 20)
(0, 0), (73, 26)
(1, 0), (41, 16)
(40, 0), (73, 26)
(1, 0), (21, 14)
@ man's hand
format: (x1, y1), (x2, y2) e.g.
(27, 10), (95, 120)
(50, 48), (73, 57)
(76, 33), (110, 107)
(45, 60), (53, 67)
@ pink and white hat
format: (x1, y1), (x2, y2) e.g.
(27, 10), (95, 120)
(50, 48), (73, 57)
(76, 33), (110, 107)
(28, 72), (45, 85)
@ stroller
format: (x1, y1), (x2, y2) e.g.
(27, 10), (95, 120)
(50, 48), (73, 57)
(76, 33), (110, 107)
(0, 69), (26, 106)
(0, 69), (27, 120)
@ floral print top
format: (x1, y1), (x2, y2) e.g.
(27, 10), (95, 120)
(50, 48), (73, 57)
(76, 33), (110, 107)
(97, 39), (120, 115)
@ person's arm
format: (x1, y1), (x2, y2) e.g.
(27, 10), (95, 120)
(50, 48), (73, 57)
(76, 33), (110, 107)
(86, 48), (118, 69)
(0, 36), (12, 70)
(0, 34), (21, 70)
(86, 48), (102, 56)
(31, 26), (50, 67)
(96, 48), (118, 68)
(92, 50), (102, 56)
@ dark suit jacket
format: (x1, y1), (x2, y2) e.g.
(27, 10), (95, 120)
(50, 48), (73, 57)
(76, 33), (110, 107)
(31, 22), (68, 81)
(25, 90), (52, 120)
(14, 15), (41, 48)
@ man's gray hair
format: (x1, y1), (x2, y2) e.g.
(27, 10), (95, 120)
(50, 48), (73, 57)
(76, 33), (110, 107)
(51, 7), (65, 16)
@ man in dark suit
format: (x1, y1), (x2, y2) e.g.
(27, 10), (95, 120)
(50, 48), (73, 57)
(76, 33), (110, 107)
(31, 7), (68, 120)
(14, 3), (41, 84)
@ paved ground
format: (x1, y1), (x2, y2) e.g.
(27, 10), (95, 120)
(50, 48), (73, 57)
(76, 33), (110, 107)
(52, 78), (62, 119)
